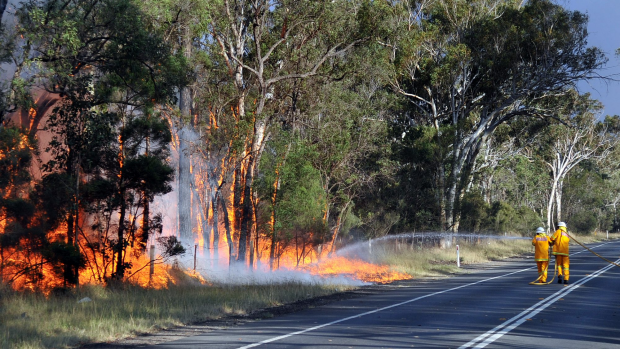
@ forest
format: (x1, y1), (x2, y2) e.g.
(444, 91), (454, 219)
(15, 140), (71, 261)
(1, 0), (619, 292)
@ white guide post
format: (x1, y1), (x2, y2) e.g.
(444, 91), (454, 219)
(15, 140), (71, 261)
(456, 245), (460, 268)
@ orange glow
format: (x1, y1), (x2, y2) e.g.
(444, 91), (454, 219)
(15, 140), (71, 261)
(302, 256), (411, 284)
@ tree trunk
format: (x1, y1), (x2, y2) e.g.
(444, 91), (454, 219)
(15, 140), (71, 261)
(547, 177), (558, 233)
(219, 192), (234, 266)
(116, 187), (127, 278)
(178, 26), (193, 242)
(329, 201), (350, 256)
(238, 156), (254, 264)
(74, 165), (80, 286)
(269, 169), (279, 270)
(438, 165), (447, 231)
(211, 191), (219, 263)
(555, 179), (564, 224)
(141, 135), (150, 250)
(178, 129), (192, 241)
(445, 159), (462, 232)
(232, 166), (243, 255)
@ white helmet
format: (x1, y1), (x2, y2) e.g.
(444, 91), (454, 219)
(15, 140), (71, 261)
(558, 222), (567, 228)
(536, 227), (545, 234)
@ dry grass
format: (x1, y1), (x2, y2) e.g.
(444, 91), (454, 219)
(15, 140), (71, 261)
(569, 231), (620, 244)
(0, 280), (352, 349)
(369, 237), (532, 278)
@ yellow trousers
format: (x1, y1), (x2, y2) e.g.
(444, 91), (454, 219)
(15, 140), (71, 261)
(555, 255), (569, 280)
(536, 261), (549, 282)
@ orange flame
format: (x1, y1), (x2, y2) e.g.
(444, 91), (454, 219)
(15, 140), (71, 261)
(302, 256), (411, 284)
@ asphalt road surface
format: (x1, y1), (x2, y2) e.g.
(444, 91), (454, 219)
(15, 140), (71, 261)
(146, 240), (620, 349)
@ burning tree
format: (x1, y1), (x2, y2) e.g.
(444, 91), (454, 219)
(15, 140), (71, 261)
(0, 0), (189, 291)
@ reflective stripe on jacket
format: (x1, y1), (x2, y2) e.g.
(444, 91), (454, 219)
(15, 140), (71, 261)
(532, 233), (550, 261)
(551, 227), (570, 256)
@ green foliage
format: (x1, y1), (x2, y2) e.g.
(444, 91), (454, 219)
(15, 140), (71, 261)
(0, 127), (36, 192)
(459, 192), (489, 233)
(258, 136), (328, 246)
(563, 163), (609, 234)
(570, 211), (598, 235)
(17, 0), (190, 106)
(41, 242), (86, 286)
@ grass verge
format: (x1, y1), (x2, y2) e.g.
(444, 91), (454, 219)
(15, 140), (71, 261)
(368, 236), (533, 277)
(0, 281), (352, 349)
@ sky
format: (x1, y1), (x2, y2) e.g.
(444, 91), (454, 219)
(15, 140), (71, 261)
(564, 0), (620, 117)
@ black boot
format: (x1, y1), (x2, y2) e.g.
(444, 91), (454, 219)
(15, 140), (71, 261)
(557, 276), (563, 284)
(564, 279), (568, 285)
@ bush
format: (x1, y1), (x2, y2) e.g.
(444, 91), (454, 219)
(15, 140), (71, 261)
(459, 192), (489, 232)
(569, 211), (598, 234)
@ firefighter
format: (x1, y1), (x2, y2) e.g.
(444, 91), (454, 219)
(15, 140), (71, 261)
(550, 222), (570, 284)
(532, 227), (550, 283)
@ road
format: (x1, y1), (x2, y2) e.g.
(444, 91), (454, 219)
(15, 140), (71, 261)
(147, 240), (620, 349)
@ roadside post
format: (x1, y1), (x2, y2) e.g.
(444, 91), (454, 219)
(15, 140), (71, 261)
(149, 245), (155, 283)
(456, 245), (460, 268)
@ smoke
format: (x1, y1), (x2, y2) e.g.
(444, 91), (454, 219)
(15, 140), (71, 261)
(184, 258), (368, 286)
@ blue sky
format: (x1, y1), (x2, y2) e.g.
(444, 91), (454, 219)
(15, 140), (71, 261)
(565, 0), (620, 117)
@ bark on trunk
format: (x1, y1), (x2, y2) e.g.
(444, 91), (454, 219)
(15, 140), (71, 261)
(116, 187), (126, 278)
(178, 26), (193, 242)
(219, 192), (234, 266)
(238, 156), (254, 264)
(141, 135), (150, 249)
(211, 191), (219, 263)
(555, 179), (563, 224)
(546, 178), (558, 233)
(178, 129), (192, 241)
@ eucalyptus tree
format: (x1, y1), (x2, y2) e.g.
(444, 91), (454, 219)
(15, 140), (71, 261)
(537, 94), (615, 232)
(139, 0), (212, 243)
(389, 0), (605, 231)
(208, 0), (379, 264)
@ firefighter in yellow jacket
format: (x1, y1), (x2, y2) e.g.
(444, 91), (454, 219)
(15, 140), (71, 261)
(550, 222), (570, 284)
(532, 227), (550, 283)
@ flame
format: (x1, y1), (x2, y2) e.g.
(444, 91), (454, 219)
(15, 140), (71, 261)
(303, 256), (411, 284)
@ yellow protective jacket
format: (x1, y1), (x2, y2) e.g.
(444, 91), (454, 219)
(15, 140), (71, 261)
(532, 233), (550, 261)
(551, 226), (570, 256)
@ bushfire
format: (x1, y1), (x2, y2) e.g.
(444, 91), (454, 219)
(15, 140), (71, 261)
(0, 105), (411, 295)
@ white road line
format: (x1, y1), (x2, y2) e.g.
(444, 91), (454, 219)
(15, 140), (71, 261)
(235, 241), (615, 349)
(458, 259), (619, 348)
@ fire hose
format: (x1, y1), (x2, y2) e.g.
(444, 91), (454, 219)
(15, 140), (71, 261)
(529, 258), (557, 285)
(565, 231), (620, 268)
(529, 231), (620, 285)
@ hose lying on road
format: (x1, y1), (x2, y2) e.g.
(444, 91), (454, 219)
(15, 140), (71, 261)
(566, 231), (620, 268)
(529, 260), (557, 285)
(530, 232), (620, 285)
